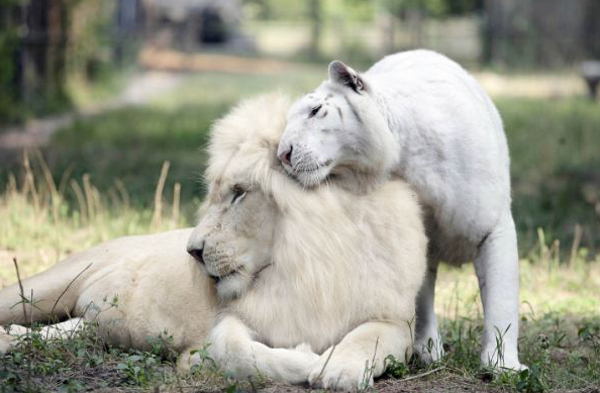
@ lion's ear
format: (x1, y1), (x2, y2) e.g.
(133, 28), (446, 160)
(328, 60), (367, 93)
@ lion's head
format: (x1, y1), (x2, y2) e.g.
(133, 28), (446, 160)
(277, 61), (398, 189)
(187, 93), (291, 301)
(187, 182), (277, 301)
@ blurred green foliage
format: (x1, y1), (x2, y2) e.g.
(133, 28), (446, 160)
(0, 0), (24, 123)
(244, 0), (482, 21)
(500, 97), (600, 253)
(381, 0), (482, 17)
(0, 0), (134, 125)
(1, 68), (598, 256)
(0, 70), (323, 218)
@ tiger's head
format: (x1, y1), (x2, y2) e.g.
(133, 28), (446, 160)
(277, 61), (398, 189)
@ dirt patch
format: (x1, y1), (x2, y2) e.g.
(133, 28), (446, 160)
(138, 47), (303, 75)
(475, 72), (586, 98)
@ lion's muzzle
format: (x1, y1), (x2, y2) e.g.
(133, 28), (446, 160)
(188, 239), (235, 275)
(202, 247), (235, 277)
(187, 241), (205, 265)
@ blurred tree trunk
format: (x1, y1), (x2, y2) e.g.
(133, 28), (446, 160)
(583, 0), (600, 59)
(482, 0), (600, 67)
(46, 0), (69, 103)
(407, 7), (424, 48)
(382, 10), (396, 55)
(20, 0), (70, 110)
(0, 3), (24, 122)
(308, 0), (321, 60)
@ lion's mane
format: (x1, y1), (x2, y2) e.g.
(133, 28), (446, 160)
(205, 93), (428, 354)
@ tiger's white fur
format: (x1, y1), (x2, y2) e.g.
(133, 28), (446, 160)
(277, 50), (525, 370)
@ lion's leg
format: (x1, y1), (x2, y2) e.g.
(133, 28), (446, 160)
(202, 315), (318, 384)
(0, 318), (85, 354)
(0, 256), (92, 325)
(39, 318), (85, 339)
(308, 321), (412, 391)
(176, 347), (199, 374)
(7, 318), (84, 338)
(414, 261), (443, 363)
(474, 212), (524, 370)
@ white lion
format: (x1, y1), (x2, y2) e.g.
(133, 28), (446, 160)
(0, 93), (427, 390)
(277, 50), (524, 370)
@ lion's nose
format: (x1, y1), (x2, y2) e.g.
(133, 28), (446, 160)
(278, 145), (293, 166)
(187, 242), (205, 265)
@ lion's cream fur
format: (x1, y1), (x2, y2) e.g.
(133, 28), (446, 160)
(0, 228), (217, 369)
(190, 93), (427, 389)
(0, 93), (427, 390)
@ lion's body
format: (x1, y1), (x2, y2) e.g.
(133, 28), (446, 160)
(0, 229), (216, 358)
(190, 93), (427, 389)
(193, 94), (425, 352)
(1, 93), (428, 390)
(226, 181), (424, 354)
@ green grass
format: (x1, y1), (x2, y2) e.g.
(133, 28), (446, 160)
(500, 97), (600, 256)
(3, 313), (598, 393)
(0, 70), (324, 221)
(1, 322), (249, 392)
(1, 71), (599, 391)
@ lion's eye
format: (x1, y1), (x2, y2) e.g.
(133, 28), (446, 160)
(231, 185), (247, 204)
(309, 105), (322, 118)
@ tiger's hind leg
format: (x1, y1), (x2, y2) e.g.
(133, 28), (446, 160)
(474, 213), (524, 371)
(414, 261), (444, 363)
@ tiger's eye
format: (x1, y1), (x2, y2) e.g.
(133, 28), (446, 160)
(309, 105), (322, 118)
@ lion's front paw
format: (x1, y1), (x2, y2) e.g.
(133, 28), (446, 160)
(309, 351), (373, 391)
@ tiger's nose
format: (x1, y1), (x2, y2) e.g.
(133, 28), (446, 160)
(278, 145), (293, 166)
(187, 241), (205, 265)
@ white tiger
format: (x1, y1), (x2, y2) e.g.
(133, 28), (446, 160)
(277, 49), (525, 370)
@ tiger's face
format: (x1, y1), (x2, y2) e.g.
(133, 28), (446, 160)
(278, 61), (393, 188)
(277, 86), (349, 186)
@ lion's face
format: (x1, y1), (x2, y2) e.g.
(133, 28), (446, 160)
(187, 178), (276, 301)
(277, 61), (387, 188)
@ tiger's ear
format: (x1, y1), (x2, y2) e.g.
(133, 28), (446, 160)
(328, 60), (367, 93)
